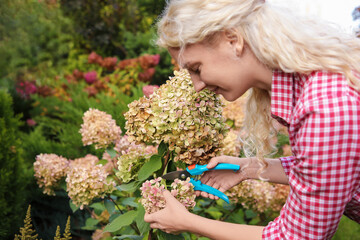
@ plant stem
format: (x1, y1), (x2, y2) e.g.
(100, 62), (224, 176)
(109, 196), (124, 214)
(161, 150), (170, 175)
(108, 196), (140, 235)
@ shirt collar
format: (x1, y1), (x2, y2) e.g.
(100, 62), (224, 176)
(270, 70), (294, 126)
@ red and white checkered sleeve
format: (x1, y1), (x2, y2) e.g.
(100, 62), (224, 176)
(279, 156), (295, 176)
(263, 94), (360, 239)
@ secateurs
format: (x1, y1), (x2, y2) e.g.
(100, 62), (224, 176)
(162, 163), (240, 204)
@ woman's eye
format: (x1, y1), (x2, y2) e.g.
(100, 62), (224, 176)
(191, 68), (200, 74)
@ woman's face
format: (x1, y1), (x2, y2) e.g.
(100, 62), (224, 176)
(169, 32), (272, 101)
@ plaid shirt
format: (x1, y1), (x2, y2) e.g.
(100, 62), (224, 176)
(263, 70), (360, 239)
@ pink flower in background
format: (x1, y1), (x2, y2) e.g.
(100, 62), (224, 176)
(26, 119), (37, 127)
(84, 71), (98, 84)
(88, 51), (103, 64)
(142, 85), (159, 97)
(16, 81), (37, 99)
(152, 54), (160, 65)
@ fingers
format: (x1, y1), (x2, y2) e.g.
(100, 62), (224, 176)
(206, 157), (221, 169)
(144, 213), (155, 223)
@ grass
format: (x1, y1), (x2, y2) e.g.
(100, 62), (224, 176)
(332, 216), (360, 240)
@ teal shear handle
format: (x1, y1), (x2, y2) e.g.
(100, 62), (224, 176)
(186, 163), (240, 176)
(186, 163), (240, 204)
(190, 178), (231, 203)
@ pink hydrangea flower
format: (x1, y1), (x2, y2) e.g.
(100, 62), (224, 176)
(66, 154), (115, 209)
(84, 71), (98, 84)
(33, 153), (69, 196)
(140, 177), (196, 214)
(142, 85), (159, 98)
(79, 108), (122, 149)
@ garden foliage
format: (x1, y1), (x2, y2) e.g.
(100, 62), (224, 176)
(0, 90), (28, 239)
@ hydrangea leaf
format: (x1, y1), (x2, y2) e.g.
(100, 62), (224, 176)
(117, 181), (139, 192)
(137, 155), (162, 181)
(103, 210), (137, 233)
(135, 203), (151, 235)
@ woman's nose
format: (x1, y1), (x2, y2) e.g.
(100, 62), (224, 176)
(193, 79), (206, 92)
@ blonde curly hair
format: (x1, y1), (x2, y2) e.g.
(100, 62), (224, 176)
(156, 0), (360, 174)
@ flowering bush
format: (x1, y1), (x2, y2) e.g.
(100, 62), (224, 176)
(227, 180), (289, 213)
(33, 153), (69, 196)
(140, 177), (196, 214)
(125, 69), (229, 165)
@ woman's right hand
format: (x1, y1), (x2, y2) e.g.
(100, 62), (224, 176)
(197, 156), (259, 200)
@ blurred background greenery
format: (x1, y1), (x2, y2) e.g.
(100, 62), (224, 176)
(0, 0), (359, 239)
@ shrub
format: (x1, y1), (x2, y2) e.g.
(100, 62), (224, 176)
(0, 90), (28, 239)
(0, 0), (74, 79)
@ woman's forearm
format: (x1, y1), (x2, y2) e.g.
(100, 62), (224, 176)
(246, 157), (289, 185)
(183, 212), (264, 240)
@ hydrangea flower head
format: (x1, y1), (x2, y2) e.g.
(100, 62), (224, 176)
(140, 178), (166, 214)
(140, 177), (196, 214)
(34, 153), (69, 196)
(170, 178), (196, 209)
(116, 146), (153, 183)
(79, 108), (122, 149)
(66, 154), (115, 209)
(227, 180), (289, 213)
(125, 69), (229, 164)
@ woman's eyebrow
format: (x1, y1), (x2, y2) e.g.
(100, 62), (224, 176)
(183, 61), (199, 69)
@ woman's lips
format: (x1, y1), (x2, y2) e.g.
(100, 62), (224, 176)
(208, 87), (219, 93)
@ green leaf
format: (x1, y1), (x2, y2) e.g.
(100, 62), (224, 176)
(113, 235), (143, 240)
(107, 148), (117, 158)
(86, 218), (100, 226)
(103, 210), (137, 233)
(174, 160), (187, 170)
(81, 217), (100, 230)
(158, 141), (168, 156)
(69, 200), (79, 213)
(104, 199), (116, 214)
(137, 155), (162, 181)
(97, 159), (108, 166)
(121, 197), (138, 207)
(90, 202), (106, 211)
(158, 230), (184, 240)
(205, 206), (223, 220)
(245, 209), (257, 219)
(135, 204), (150, 235)
(117, 181), (139, 192)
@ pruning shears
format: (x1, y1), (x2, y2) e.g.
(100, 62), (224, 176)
(162, 163), (240, 204)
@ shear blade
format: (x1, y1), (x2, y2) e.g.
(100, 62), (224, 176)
(162, 170), (190, 180)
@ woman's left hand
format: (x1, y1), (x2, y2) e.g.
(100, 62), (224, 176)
(144, 190), (191, 234)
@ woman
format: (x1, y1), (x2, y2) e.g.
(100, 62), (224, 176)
(144, 0), (360, 239)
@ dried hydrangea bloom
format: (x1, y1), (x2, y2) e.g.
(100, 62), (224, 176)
(220, 129), (242, 157)
(102, 135), (157, 175)
(140, 177), (196, 214)
(34, 153), (69, 196)
(227, 179), (289, 213)
(125, 69), (229, 164)
(79, 108), (122, 149)
(116, 146), (153, 183)
(221, 93), (248, 130)
(66, 154), (115, 209)
(170, 178), (196, 209)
